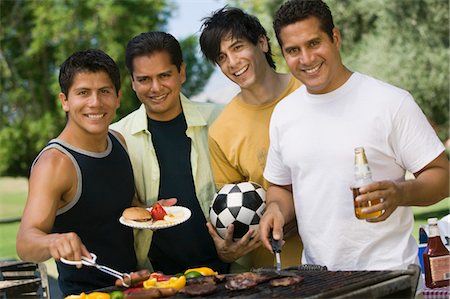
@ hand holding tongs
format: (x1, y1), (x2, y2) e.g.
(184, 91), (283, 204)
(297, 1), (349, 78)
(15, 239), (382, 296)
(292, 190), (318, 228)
(60, 253), (131, 287)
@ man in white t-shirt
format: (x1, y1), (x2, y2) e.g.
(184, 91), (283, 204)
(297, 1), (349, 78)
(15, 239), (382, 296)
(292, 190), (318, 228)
(260, 0), (449, 275)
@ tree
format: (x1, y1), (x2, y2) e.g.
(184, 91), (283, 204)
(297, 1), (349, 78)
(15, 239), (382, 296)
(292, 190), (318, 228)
(0, 0), (214, 176)
(180, 35), (215, 97)
(230, 0), (449, 140)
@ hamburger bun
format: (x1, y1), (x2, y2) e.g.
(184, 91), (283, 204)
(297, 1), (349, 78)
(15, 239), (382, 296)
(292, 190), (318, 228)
(122, 207), (152, 222)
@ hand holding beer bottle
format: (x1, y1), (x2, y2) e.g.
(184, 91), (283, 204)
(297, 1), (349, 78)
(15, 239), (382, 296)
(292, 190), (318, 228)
(351, 147), (384, 219)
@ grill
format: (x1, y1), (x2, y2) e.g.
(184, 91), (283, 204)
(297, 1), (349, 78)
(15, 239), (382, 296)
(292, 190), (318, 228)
(96, 264), (420, 298)
(0, 261), (50, 298)
(175, 264), (420, 298)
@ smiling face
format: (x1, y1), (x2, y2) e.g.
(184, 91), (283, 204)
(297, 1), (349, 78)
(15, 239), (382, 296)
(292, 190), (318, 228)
(59, 71), (120, 137)
(131, 51), (185, 121)
(280, 16), (348, 94)
(216, 34), (269, 90)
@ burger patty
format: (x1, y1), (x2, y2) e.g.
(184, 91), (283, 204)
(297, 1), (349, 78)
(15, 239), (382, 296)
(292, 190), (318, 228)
(225, 272), (272, 290)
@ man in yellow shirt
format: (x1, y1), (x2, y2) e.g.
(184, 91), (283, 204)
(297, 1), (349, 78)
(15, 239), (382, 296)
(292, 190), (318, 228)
(200, 7), (303, 272)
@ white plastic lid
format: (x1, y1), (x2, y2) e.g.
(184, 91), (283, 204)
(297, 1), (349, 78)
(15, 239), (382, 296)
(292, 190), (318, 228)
(427, 217), (438, 225)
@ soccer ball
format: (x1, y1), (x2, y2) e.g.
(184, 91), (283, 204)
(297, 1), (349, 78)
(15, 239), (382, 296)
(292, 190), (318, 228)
(210, 182), (266, 240)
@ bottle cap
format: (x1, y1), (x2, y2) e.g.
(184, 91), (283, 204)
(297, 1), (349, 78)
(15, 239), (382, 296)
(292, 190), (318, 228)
(427, 217), (438, 225)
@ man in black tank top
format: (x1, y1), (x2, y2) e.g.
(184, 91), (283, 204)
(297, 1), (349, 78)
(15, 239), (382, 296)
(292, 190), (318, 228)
(111, 32), (228, 274)
(16, 50), (138, 296)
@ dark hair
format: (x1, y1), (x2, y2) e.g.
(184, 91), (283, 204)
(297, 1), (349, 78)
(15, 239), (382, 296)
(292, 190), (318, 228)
(273, 0), (335, 48)
(59, 49), (120, 96)
(125, 31), (183, 78)
(200, 6), (276, 69)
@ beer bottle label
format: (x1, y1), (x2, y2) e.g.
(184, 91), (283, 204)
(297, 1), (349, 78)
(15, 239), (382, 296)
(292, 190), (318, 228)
(354, 164), (370, 175)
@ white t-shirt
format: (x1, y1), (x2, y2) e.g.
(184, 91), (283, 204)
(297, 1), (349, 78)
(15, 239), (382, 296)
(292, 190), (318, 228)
(264, 72), (444, 271)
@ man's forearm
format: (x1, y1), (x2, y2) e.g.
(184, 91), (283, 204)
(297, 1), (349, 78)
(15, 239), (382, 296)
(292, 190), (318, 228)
(401, 152), (449, 206)
(266, 184), (296, 225)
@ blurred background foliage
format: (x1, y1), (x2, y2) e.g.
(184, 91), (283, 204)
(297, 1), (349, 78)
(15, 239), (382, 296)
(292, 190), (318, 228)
(0, 0), (214, 176)
(1, 0), (448, 177)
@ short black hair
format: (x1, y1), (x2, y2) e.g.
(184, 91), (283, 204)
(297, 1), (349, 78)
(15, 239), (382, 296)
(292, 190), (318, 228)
(125, 31), (183, 78)
(200, 6), (276, 69)
(59, 49), (120, 96)
(273, 0), (335, 48)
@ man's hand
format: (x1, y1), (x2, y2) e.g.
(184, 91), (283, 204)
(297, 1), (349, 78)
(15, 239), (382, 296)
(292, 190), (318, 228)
(356, 180), (403, 222)
(206, 222), (260, 263)
(356, 152), (449, 223)
(48, 232), (91, 268)
(259, 202), (285, 253)
(157, 198), (177, 207)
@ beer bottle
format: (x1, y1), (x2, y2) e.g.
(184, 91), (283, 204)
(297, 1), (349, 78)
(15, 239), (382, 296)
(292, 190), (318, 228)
(351, 147), (382, 219)
(423, 217), (450, 288)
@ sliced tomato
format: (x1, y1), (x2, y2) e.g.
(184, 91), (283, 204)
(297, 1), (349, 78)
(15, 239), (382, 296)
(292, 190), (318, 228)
(151, 203), (167, 221)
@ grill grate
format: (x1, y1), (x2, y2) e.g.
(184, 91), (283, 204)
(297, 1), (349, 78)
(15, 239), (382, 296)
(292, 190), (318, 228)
(172, 266), (419, 298)
(93, 265), (420, 299)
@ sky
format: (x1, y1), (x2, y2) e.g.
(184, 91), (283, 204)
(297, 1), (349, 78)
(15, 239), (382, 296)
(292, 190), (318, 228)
(167, 0), (239, 103)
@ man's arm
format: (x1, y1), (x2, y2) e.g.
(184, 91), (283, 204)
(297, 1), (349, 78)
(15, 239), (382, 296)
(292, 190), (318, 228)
(356, 151), (449, 222)
(16, 149), (90, 263)
(259, 183), (296, 252)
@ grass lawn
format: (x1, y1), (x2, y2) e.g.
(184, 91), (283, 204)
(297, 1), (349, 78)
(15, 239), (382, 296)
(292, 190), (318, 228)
(412, 199), (449, 241)
(0, 177), (27, 259)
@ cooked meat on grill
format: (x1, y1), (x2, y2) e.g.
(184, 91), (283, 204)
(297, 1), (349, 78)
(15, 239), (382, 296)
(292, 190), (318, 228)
(115, 269), (151, 287)
(186, 275), (216, 286)
(181, 283), (218, 296)
(225, 272), (272, 290)
(214, 274), (227, 282)
(269, 275), (304, 287)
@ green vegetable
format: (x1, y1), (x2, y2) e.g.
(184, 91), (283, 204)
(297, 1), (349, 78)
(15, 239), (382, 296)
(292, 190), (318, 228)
(109, 290), (124, 299)
(184, 271), (202, 278)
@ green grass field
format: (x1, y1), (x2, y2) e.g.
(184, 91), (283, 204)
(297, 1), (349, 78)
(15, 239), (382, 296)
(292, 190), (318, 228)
(0, 177), (27, 259)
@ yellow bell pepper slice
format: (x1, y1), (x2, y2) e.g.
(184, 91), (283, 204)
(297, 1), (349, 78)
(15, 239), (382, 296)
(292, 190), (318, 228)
(143, 275), (186, 290)
(65, 293), (87, 299)
(184, 267), (218, 276)
(86, 292), (110, 299)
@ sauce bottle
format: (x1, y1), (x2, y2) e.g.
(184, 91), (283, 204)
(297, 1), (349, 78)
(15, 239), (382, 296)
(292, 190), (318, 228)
(351, 147), (382, 219)
(422, 217), (450, 288)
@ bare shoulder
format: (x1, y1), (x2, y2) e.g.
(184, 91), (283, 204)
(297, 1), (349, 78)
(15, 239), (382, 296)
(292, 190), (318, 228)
(29, 148), (76, 206)
(32, 147), (72, 173)
(20, 148), (77, 236)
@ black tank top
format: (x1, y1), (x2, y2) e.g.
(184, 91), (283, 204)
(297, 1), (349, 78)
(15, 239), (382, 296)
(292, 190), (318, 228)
(148, 113), (228, 275)
(42, 132), (137, 296)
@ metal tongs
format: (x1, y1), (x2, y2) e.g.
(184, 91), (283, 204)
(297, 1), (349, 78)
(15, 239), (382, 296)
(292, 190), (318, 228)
(60, 253), (132, 287)
(270, 236), (282, 274)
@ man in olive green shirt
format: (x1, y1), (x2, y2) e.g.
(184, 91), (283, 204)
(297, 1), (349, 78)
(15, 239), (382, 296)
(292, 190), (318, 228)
(111, 32), (226, 274)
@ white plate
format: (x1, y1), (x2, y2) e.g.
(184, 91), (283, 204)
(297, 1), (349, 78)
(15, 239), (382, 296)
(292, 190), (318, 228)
(119, 206), (191, 230)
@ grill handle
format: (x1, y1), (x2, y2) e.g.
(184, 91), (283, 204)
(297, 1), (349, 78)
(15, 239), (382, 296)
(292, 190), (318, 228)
(284, 264), (328, 271)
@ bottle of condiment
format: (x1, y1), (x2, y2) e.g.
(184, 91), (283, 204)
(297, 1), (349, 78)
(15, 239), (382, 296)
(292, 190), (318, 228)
(351, 147), (382, 219)
(422, 217), (450, 288)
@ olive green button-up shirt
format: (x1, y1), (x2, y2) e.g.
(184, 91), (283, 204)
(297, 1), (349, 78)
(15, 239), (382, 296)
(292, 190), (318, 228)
(110, 94), (223, 269)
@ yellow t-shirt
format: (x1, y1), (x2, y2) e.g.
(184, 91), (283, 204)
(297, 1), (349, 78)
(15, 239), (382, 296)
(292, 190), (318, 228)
(208, 76), (303, 272)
